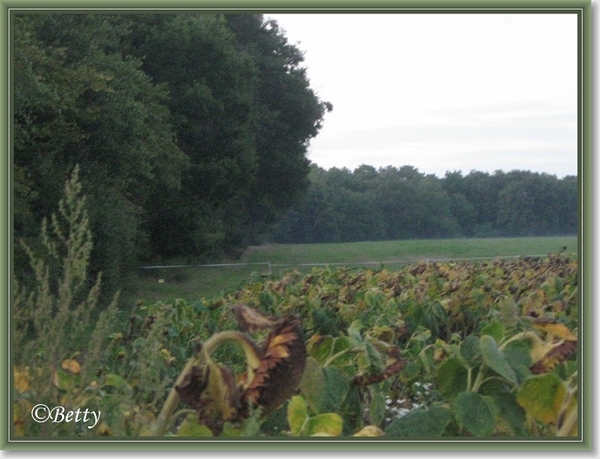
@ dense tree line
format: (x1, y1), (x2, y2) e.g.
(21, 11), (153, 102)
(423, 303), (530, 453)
(14, 13), (331, 298)
(270, 165), (578, 243)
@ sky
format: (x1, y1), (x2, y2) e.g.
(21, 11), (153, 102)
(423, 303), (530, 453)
(266, 13), (578, 178)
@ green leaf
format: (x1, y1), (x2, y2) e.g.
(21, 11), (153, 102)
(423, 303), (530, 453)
(385, 405), (453, 437)
(554, 277), (565, 293)
(400, 360), (421, 382)
(327, 336), (354, 367)
(347, 320), (364, 346)
(339, 386), (363, 436)
(517, 373), (567, 425)
(364, 341), (385, 374)
(300, 357), (350, 414)
(303, 413), (344, 436)
(460, 334), (481, 365)
(410, 326), (432, 343)
(368, 390), (386, 426)
(487, 393), (528, 436)
(308, 335), (335, 364)
(102, 373), (131, 391)
(287, 395), (308, 436)
(453, 391), (495, 436)
(177, 415), (213, 437)
(332, 336), (352, 355)
(479, 335), (518, 385)
(498, 297), (519, 328)
(364, 288), (385, 309)
(52, 368), (81, 391)
(503, 340), (532, 385)
(478, 377), (511, 396)
(480, 321), (505, 343)
(435, 358), (468, 400)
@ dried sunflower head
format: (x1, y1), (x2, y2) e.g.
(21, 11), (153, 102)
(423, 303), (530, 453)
(174, 307), (307, 434)
(241, 314), (307, 416)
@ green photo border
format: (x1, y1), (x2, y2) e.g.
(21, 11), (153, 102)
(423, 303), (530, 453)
(1, 0), (593, 452)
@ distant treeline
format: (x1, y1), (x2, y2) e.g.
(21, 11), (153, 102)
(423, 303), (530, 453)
(270, 165), (578, 244)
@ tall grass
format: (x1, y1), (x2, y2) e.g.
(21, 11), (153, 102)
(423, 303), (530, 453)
(13, 166), (121, 436)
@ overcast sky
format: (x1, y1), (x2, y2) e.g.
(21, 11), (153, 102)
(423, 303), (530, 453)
(266, 13), (578, 178)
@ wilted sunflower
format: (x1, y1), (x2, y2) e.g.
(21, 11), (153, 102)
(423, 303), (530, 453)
(171, 305), (307, 435)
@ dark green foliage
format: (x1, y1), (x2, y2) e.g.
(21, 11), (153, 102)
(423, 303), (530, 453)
(271, 166), (577, 243)
(385, 405), (454, 437)
(13, 14), (187, 298)
(125, 14), (330, 261)
(14, 13), (330, 298)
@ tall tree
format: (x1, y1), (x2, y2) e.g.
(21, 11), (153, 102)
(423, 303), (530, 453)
(13, 14), (187, 295)
(127, 14), (331, 259)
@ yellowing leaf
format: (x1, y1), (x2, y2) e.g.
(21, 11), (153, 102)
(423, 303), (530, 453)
(205, 362), (239, 422)
(177, 414), (214, 437)
(354, 425), (384, 436)
(13, 400), (32, 437)
(14, 367), (30, 393)
(533, 319), (577, 341)
(96, 422), (112, 436)
(526, 333), (556, 363)
(304, 413), (343, 436)
(287, 395), (308, 436)
(433, 347), (446, 362)
(269, 333), (294, 347)
(61, 358), (81, 374)
(447, 269), (460, 281)
(517, 373), (567, 425)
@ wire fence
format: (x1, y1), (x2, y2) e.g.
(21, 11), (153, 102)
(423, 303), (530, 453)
(139, 253), (554, 274)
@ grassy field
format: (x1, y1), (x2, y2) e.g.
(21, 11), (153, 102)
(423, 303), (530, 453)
(131, 236), (577, 305)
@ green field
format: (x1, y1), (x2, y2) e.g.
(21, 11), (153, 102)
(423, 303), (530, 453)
(131, 236), (577, 304)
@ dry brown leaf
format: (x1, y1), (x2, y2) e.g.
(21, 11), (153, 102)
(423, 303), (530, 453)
(231, 304), (277, 333)
(530, 340), (577, 374)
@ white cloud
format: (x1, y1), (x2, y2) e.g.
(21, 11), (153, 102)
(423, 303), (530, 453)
(269, 13), (578, 177)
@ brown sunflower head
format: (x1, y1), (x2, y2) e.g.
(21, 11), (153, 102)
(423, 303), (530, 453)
(173, 307), (307, 434)
(241, 314), (307, 416)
